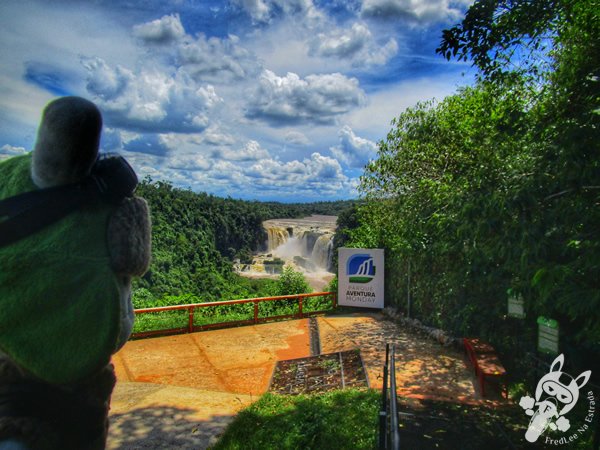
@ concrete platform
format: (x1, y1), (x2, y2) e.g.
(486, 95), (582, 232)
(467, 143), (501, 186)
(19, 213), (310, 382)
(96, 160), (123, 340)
(113, 318), (311, 396)
(108, 312), (495, 449)
(108, 319), (311, 449)
(108, 383), (254, 449)
(318, 313), (489, 403)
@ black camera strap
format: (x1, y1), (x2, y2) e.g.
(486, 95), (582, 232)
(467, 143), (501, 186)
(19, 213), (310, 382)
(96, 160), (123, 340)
(0, 181), (95, 248)
(0, 154), (137, 249)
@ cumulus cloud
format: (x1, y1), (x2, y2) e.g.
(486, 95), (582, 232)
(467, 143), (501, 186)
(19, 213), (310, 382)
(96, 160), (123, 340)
(211, 140), (271, 161)
(245, 152), (346, 192)
(201, 125), (237, 146)
(308, 22), (398, 66)
(82, 57), (221, 132)
(285, 130), (311, 146)
(123, 133), (172, 156)
(107, 132), (355, 199)
(361, 0), (464, 23)
(311, 22), (371, 59)
(245, 70), (366, 125)
(132, 13), (185, 44)
(177, 34), (261, 83)
(167, 153), (213, 171)
(232, 0), (271, 22)
(99, 128), (123, 152)
(232, 0), (322, 24)
(330, 125), (377, 168)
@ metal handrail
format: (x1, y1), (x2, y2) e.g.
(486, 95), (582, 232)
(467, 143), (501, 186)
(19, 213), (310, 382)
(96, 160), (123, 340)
(379, 343), (400, 450)
(390, 344), (400, 449)
(131, 291), (337, 338)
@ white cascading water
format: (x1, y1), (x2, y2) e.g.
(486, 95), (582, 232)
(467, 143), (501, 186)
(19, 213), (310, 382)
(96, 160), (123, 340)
(310, 234), (334, 270)
(263, 216), (336, 272)
(272, 236), (304, 260)
(237, 215), (337, 291)
(268, 229), (333, 272)
(266, 227), (288, 252)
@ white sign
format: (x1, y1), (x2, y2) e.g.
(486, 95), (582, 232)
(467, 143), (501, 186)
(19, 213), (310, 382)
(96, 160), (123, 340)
(338, 248), (384, 309)
(508, 294), (525, 319)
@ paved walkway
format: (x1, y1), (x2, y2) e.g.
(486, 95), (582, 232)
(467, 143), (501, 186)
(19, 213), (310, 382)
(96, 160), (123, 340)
(318, 313), (479, 403)
(108, 319), (311, 449)
(107, 312), (493, 449)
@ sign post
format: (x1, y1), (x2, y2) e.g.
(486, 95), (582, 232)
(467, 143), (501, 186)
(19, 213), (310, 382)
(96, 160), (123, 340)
(338, 248), (384, 309)
(537, 316), (559, 355)
(507, 292), (525, 319)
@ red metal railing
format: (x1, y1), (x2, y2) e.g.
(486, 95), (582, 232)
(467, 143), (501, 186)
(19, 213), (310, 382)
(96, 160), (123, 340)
(131, 291), (337, 339)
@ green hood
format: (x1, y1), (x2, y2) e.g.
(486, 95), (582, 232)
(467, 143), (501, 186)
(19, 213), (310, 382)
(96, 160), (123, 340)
(0, 154), (121, 384)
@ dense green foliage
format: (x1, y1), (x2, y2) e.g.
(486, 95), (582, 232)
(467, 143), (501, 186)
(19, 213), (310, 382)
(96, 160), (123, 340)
(271, 266), (312, 296)
(213, 390), (380, 450)
(349, 0), (599, 379)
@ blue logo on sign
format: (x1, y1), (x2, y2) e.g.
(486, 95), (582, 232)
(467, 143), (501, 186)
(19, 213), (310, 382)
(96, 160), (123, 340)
(347, 254), (376, 283)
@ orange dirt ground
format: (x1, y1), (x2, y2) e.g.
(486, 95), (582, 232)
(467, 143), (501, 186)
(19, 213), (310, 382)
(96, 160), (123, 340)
(113, 319), (311, 396)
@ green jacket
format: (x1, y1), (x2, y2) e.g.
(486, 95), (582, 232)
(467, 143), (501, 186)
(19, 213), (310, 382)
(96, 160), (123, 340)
(0, 154), (121, 384)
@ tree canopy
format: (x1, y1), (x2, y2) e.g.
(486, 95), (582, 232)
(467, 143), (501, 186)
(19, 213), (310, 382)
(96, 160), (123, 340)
(348, 0), (599, 375)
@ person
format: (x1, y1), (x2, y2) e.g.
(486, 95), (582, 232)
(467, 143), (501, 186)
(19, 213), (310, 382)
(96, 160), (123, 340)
(0, 97), (151, 449)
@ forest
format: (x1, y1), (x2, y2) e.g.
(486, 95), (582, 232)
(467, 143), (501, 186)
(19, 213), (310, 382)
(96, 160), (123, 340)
(131, 179), (354, 309)
(338, 0), (599, 382)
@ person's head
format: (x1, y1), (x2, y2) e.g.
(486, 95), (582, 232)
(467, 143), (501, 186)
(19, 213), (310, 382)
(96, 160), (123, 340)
(32, 96), (102, 188)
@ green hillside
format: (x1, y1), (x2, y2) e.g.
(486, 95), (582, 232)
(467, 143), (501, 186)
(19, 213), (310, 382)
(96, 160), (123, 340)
(131, 179), (354, 308)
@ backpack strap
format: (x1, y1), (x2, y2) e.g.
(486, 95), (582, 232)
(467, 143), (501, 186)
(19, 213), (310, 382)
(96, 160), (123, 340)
(0, 154), (137, 249)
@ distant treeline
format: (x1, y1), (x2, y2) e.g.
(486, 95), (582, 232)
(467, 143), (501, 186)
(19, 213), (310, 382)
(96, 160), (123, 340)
(132, 179), (356, 306)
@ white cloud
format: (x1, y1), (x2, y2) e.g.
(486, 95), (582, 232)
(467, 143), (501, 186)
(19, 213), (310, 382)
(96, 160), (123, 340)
(285, 130), (311, 146)
(305, 152), (344, 180)
(177, 34), (261, 83)
(346, 75), (469, 141)
(100, 128), (123, 152)
(245, 152), (347, 193)
(211, 140), (271, 161)
(123, 133), (172, 156)
(0, 0), (471, 202)
(232, 0), (271, 22)
(167, 153), (213, 171)
(330, 125), (377, 168)
(361, 0), (464, 23)
(245, 70), (366, 125)
(309, 22), (398, 66)
(132, 14), (185, 44)
(232, 0), (323, 24)
(201, 125), (237, 146)
(82, 57), (222, 132)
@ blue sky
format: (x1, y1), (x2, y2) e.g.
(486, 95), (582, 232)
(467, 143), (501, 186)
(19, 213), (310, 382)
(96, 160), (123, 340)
(0, 0), (475, 202)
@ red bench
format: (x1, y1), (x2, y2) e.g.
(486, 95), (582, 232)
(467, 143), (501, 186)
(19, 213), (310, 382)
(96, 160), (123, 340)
(463, 338), (507, 398)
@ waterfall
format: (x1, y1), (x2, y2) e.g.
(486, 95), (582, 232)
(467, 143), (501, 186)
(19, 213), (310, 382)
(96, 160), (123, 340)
(258, 216), (337, 275)
(310, 234), (333, 271)
(266, 226), (288, 252)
